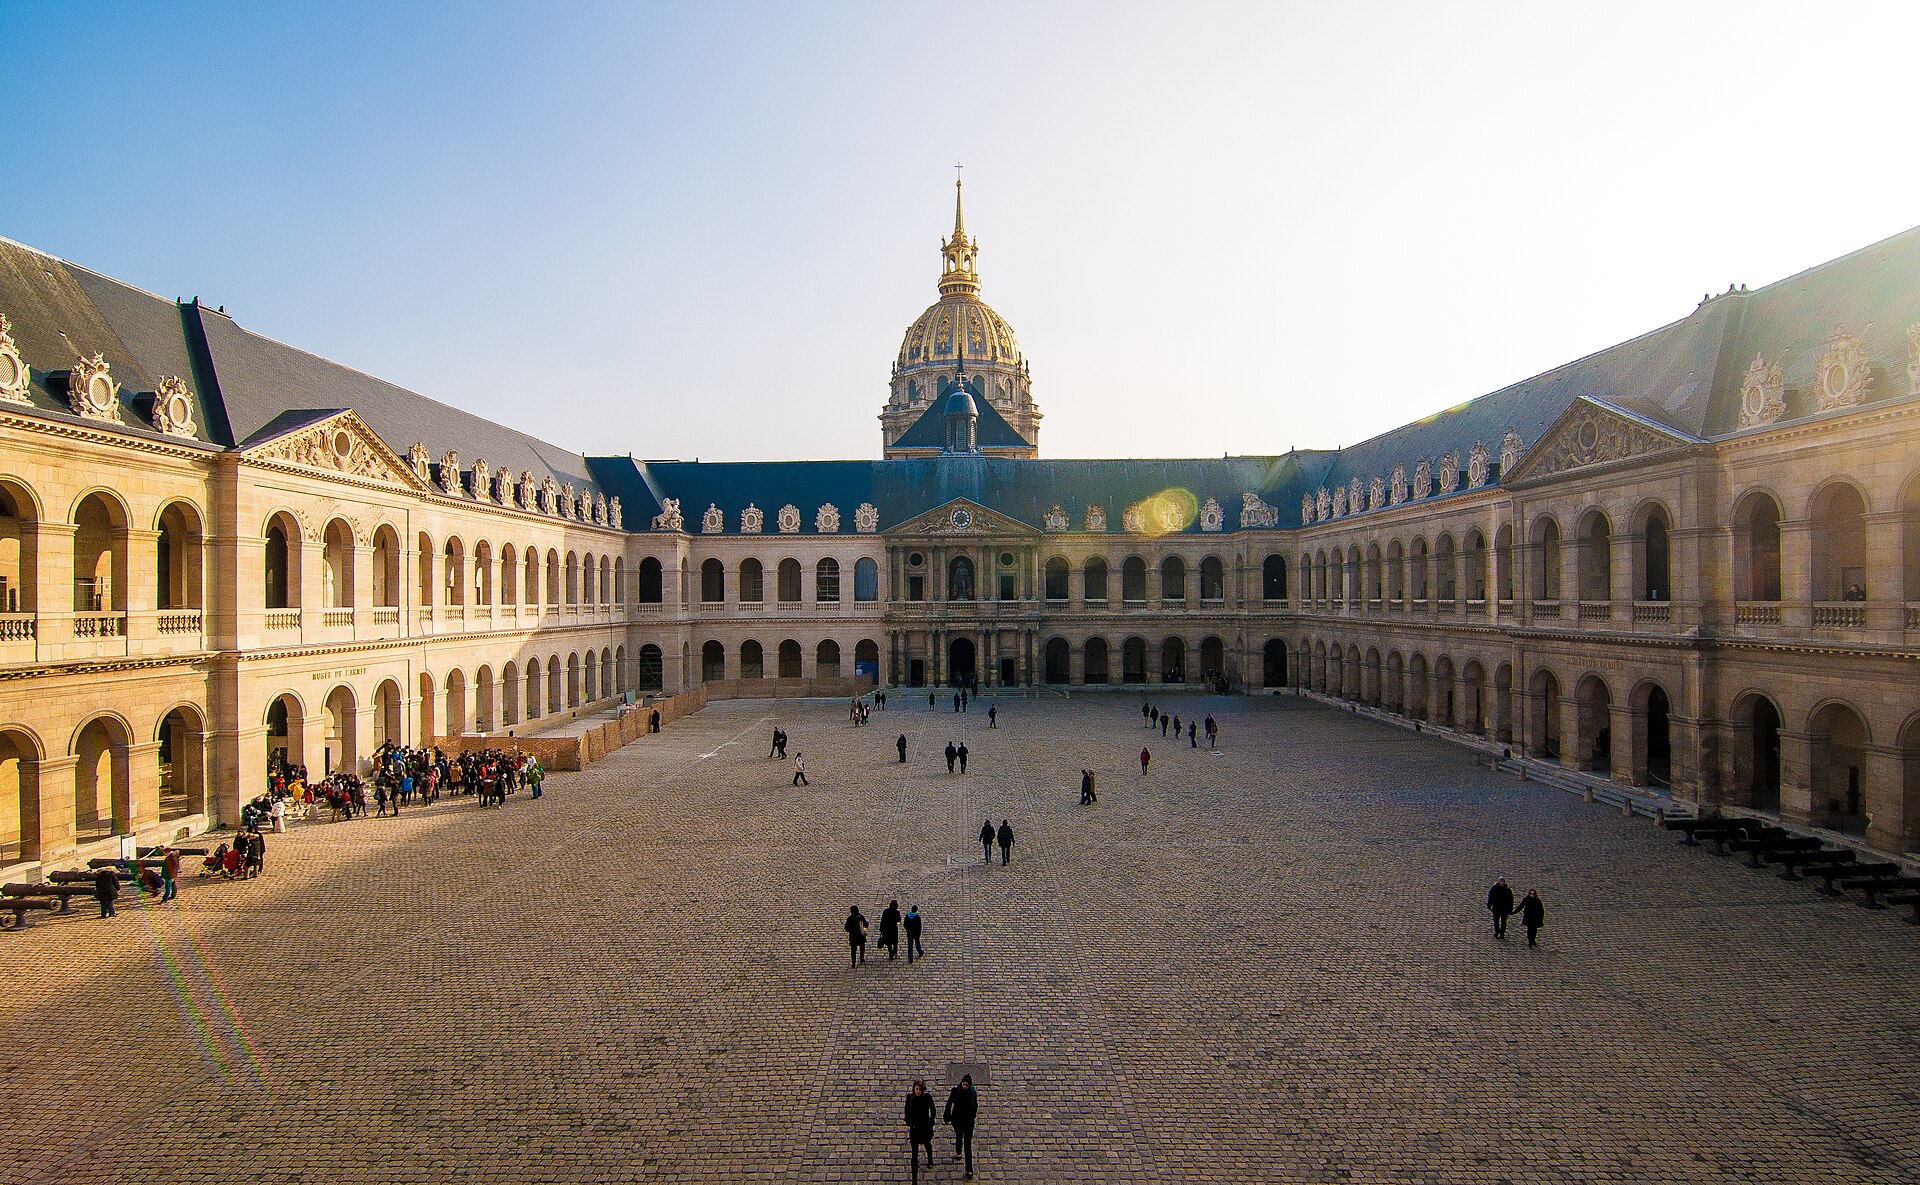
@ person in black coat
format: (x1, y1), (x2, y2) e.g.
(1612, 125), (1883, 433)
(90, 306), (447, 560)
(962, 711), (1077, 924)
(879, 900), (902, 960)
(943, 1073), (979, 1178)
(844, 905), (868, 966)
(1486, 877), (1515, 939)
(1518, 889), (1546, 946)
(945, 742), (958, 773)
(996, 820), (1014, 865)
(897, 734), (908, 763)
(979, 820), (995, 863)
(905, 1080), (937, 1176)
(956, 743), (969, 774)
(904, 905), (924, 962)
(92, 866), (119, 918)
(1079, 769), (1096, 805)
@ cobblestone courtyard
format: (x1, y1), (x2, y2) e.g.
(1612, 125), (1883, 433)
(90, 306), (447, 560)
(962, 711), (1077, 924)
(4, 694), (1919, 1184)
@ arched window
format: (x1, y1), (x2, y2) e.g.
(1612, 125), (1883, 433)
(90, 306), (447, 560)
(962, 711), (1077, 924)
(1161, 556), (1187, 602)
(1262, 554), (1287, 601)
(816, 639), (841, 678)
(740, 558), (764, 602)
(816, 558), (841, 603)
(740, 640), (764, 679)
(582, 552), (597, 604)
(1084, 558), (1109, 603)
(564, 552), (579, 605)
(777, 639), (802, 679)
(71, 492), (129, 614)
(264, 517), (296, 609)
(1577, 512), (1611, 602)
(948, 555), (975, 601)
(1121, 557), (1147, 603)
(155, 501), (204, 612)
(777, 558), (802, 603)
(1810, 483), (1867, 602)
(1463, 531), (1487, 601)
(639, 644), (663, 692)
(1531, 519), (1561, 600)
(473, 541), (493, 605)
(1084, 638), (1110, 683)
(637, 556), (663, 603)
(854, 557), (878, 601)
(698, 558), (722, 603)
(498, 542), (517, 605)
(1044, 557), (1070, 600)
(701, 640), (726, 682)
(442, 539), (465, 606)
(1639, 507), (1671, 601)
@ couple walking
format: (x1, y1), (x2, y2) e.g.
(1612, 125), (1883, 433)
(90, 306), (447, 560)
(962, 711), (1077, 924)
(1485, 878), (1547, 945)
(979, 819), (1014, 864)
(905, 1075), (979, 1179)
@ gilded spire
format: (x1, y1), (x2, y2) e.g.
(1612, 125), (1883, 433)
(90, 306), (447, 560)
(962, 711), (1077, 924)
(939, 173), (980, 298)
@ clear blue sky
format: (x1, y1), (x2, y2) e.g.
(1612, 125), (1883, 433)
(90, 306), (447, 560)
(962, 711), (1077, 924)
(5, 2), (1918, 462)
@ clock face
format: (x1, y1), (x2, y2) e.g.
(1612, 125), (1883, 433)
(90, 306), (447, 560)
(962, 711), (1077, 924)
(950, 507), (972, 529)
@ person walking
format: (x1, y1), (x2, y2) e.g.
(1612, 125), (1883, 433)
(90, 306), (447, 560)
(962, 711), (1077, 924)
(979, 819), (995, 864)
(769, 727), (784, 759)
(996, 819), (1014, 865)
(1140, 746), (1151, 774)
(1080, 769), (1097, 805)
(1486, 877), (1516, 939)
(945, 742), (958, 773)
(1143, 702), (1152, 728)
(1518, 889), (1546, 946)
(1149, 705), (1159, 729)
(904, 905), (924, 962)
(844, 905), (869, 965)
(879, 899), (902, 960)
(988, 704), (997, 729)
(944, 1073), (979, 1178)
(791, 752), (809, 787)
(270, 795), (287, 833)
(529, 760), (545, 799)
(956, 742), (969, 774)
(92, 865), (119, 918)
(161, 847), (180, 903)
(929, 692), (936, 711)
(1189, 721), (1198, 748)
(897, 734), (909, 763)
(953, 691), (962, 713)
(905, 1079), (937, 1178)
(374, 779), (390, 817)
(1161, 714), (1170, 737)
(1205, 714), (1217, 748)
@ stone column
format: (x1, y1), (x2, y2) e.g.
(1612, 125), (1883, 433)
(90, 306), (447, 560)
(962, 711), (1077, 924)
(127, 739), (162, 833)
(1865, 510), (1904, 634)
(1777, 518), (1813, 631)
(28, 522), (74, 656)
(32, 754), (77, 861)
(1777, 728), (1814, 827)
(1863, 744), (1905, 855)
(12, 756), (44, 862)
(1608, 702), (1636, 786)
(125, 527), (161, 643)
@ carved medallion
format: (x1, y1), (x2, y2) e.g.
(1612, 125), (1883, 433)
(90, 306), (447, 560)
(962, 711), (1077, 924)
(702, 504), (724, 533)
(609, 497), (623, 529)
(741, 504), (764, 533)
(817, 503), (841, 533)
(0, 314), (32, 404)
(440, 451), (462, 496)
(1413, 461), (1432, 499)
(593, 493), (607, 525)
(1467, 443), (1489, 489)
(469, 457), (491, 500)
(1122, 504), (1144, 533)
(1330, 486), (1347, 517)
(855, 503), (879, 533)
(1738, 354), (1786, 429)
(777, 504), (801, 533)
(1438, 452), (1459, 495)
(1085, 504), (1107, 532)
(1301, 494), (1316, 525)
(408, 442), (432, 481)
(1390, 466), (1407, 505)
(1813, 325), (1871, 412)
(1369, 476), (1386, 510)
(1044, 504), (1068, 532)
(67, 353), (118, 420)
(151, 374), (196, 436)
(495, 468), (514, 505)
(1316, 488), (1331, 520)
(948, 507), (973, 532)
(652, 497), (684, 531)
(1240, 492), (1278, 529)
(1199, 497), (1223, 532)
(539, 477), (558, 515)
(1499, 429), (1524, 477)
(519, 471), (537, 511)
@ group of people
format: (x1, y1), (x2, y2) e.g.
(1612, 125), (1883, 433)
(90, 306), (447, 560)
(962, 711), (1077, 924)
(1140, 702), (1218, 750)
(203, 829), (267, 880)
(843, 899), (926, 965)
(905, 1075), (979, 1179)
(1485, 878), (1548, 946)
(978, 819), (1016, 864)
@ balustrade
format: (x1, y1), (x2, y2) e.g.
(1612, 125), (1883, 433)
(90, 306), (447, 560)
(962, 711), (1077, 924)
(157, 610), (202, 634)
(1811, 602), (1865, 628)
(74, 612), (125, 638)
(0, 613), (34, 641)
(1734, 602), (1780, 626)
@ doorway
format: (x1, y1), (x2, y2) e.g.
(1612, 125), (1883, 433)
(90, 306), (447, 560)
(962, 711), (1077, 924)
(949, 637), (977, 689)
(999, 656), (1017, 687)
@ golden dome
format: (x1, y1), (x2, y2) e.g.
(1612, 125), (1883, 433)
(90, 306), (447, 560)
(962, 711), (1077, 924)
(896, 294), (1024, 371)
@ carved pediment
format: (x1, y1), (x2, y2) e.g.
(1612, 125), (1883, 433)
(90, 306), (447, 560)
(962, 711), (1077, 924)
(895, 498), (1033, 537)
(243, 411), (428, 489)
(1503, 398), (1693, 484)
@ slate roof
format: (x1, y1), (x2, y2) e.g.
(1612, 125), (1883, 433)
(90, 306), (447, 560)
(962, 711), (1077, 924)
(588, 454), (1326, 535)
(889, 387), (1033, 450)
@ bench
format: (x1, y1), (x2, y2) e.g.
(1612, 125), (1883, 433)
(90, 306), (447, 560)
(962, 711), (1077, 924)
(2, 883), (95, 914)
(1, 897), (58, 928)
(1840, 873), (1920, 909)
(1817, 861), (1900, 896)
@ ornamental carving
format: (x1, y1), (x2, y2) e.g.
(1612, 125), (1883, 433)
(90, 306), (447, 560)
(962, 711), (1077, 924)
(651, 497), (684, 531)
(1524, 401), (1684, 479)
(1044, 504), (1068, 531)
(67, 353), (118, 420)
(1499, 429), (1525, 477)
(408, 442), (432, 481)
(253, 419), (407, 484)
(1301, 494), (1316, 525)
(1122, 504), (1145, 533)
(469, 457), (491, 500)
(777, 504), (800, 533)
(594, 493), (608, 525)
(560, 483), (576, 519)
(151, 375), (196, 437)
(1316, 488), (1331, 520)
(494, 468), (514, 505)
(1348, 477), (1363, 514)
(741, 504), (764, 533)
(0, 314), (33, 404)
(1909, 323), (1920, 396)
(1199, 497), (1224, 532)
(440, 451), (462, 496)
(609, 498), (622, 529)
(1390, 465), (1407, 505)
(539, 477), (558, 515)
(1813, 325), (1871, 412)
(1413, 461), (1432, 499)
(1158, 501), (1184, 531)
(816, 503), (840, 533)
(1467, 443), (1490, 489)
(1085, 504), (1107, 532)
(1240, 492), (1278, 528)
(702, 504), (724, 533)
(519, 471), (537, 511)
(1369, 476), (1386, 510)
(1330, 486), (1347, 518)
(1438, 452), (1459, 495)
(1737, 354), (1786, 429)
(855, 503), (879, 533)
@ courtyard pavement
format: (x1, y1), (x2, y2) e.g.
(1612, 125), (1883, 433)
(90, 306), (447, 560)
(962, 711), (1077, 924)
(3, 693), (1919, 1184)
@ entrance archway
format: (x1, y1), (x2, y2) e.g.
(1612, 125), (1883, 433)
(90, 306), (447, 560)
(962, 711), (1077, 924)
(1262, 639), (1287, 688)
(323, 685), (358, 777)
(1043, 637), (1070, 684)
(157, 705), (206, 820)
(1575, 675), (1612, 773)
(0, 728), (44, 864)
(948, 637), (977, 688)
(1739, 694), (1782, 813)
(267, 693), (304, 770)
(72, 715), (131, 841)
